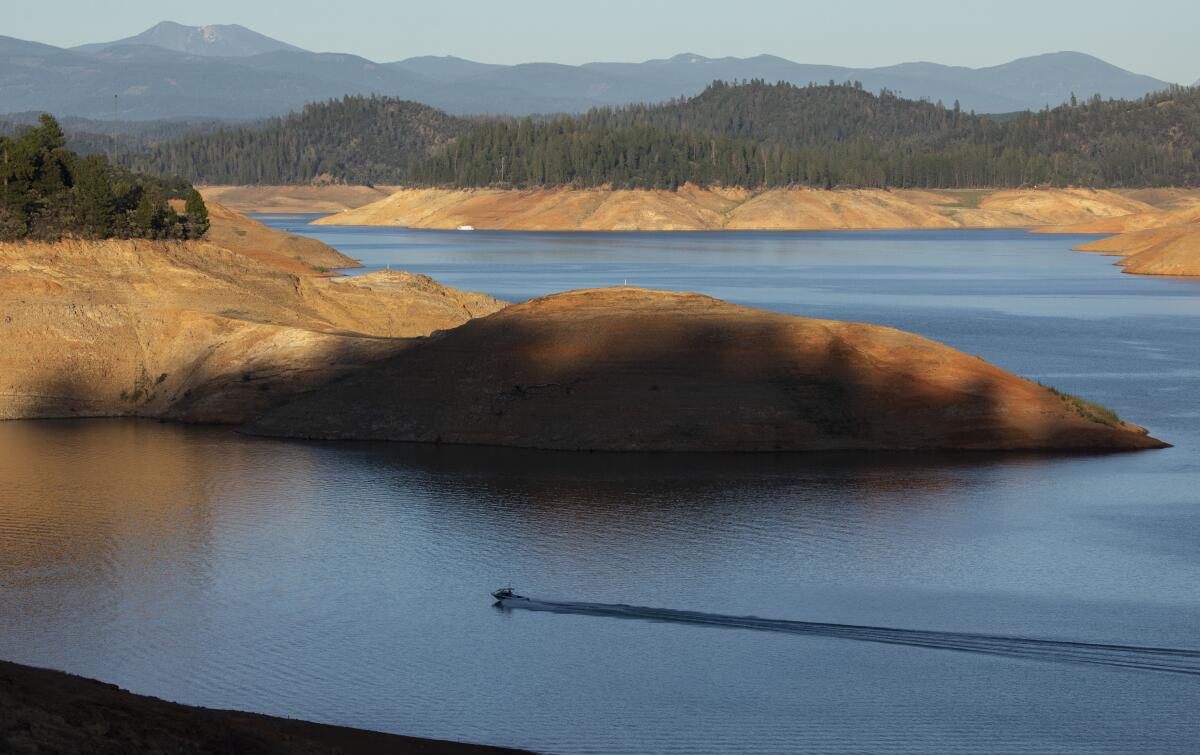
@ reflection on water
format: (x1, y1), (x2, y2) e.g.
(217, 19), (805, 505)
(2, 420), (1199, 753)
(4, 225), (1200, 753)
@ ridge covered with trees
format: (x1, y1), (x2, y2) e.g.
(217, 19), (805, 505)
(1, 115), (208, 242)
(122, 96), (466, 185)
(411, 81), (1200, 189)
(111, 81), (1200, 190)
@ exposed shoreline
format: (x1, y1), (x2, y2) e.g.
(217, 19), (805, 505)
(0, 658), (527, 754)
(0, 202), (1172, 445)
(1036, 198), (1200, 276)
(199, 185), (402, 214)
(202, 184), (1200, 277)
(309, 186), (1170, 232)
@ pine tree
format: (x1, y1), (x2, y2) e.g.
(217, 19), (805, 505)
(72, 155), (115, 238)
(184, 188), (209, 238)
(132, 186), (163, 238)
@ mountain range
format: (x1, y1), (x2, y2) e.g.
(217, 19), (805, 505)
(0, 21), (1185, 121)
(73, 21), (304, 57)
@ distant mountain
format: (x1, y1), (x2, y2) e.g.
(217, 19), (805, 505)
(0, 34), (601, 119)
(0, 23), (1178, 120)
(392, 55), (504, 80)
(73, 21), (305, 57)
(573, 51), (1170, 113)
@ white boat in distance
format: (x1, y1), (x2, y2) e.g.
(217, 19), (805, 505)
(457, 224), (476, 231)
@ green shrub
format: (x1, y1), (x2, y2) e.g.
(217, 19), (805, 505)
(1040, 383), (1121, 427)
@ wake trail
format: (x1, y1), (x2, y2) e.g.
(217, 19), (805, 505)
(503, 598), (1200, 676)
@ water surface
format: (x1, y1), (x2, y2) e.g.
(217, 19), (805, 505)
(2, 222), (1198, 753)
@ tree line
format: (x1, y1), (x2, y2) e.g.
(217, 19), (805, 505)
(100, 81), (1200, 190)
(0, 115), (208, 242)
(410, 81), (1200, 189)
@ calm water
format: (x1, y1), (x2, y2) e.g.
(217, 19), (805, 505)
(2, 220), (1199, 753)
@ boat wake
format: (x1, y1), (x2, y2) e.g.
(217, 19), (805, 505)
(499, 598), (1200, 676)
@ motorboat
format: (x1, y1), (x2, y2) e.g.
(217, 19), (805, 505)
(491, 586), (529, 603)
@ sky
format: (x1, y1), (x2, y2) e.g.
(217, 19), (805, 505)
(8, 0), (1199, 84)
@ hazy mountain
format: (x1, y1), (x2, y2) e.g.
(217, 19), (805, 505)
(575, 51), (1170, 113)
(0, 35), (602, 119)
(73, 21), (305, 57)
(0, 23), (1177, 120)
(392, 55), (504, 80)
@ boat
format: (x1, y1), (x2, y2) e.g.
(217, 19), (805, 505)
(457, 224), (476, 231)
(491, 586), (529, 602)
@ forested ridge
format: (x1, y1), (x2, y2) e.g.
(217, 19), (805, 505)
(113, 81), (1200, 189)
(412, 81), (1200, 189)
(122, 96), (466, 185)
(1, 115), (208, 242)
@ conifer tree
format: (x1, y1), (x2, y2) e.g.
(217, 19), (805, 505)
(73, 155), (115, 238)
(184, 188), (209, 238)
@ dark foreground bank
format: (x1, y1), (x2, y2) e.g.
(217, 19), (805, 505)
(0, 659), (529, 755)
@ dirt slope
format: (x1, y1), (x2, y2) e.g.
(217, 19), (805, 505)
(313, 186), (1159, 232)
(202, 200), (359, 273)
(248, 287), (1164, 452)
(1036, 201), (1200, 235)
(0, 659), (525, 754)
(200, 185), (401, 213)
(1074, 223), (1200, 276)
(1037, 200), (1200, 276)
(0, 212), (504, 423)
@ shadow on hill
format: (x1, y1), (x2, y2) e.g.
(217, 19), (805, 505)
(244, 292), (1162, 451)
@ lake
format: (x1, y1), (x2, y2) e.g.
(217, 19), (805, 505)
(2, 220), (1198, 753)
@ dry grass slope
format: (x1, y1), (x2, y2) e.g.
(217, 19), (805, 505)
(314, 186), (1164, 232)
(0, 207), (505, 424)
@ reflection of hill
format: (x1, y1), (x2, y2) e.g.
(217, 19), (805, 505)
(0, 421), (223, 635)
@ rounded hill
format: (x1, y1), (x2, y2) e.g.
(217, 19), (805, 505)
(247, 288), (1166, 452)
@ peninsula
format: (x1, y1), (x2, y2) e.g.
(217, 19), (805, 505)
(1040, 200), (1200, 276)
(247, 287), (1165, 452)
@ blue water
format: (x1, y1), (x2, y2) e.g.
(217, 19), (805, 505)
(1, 219), (1198, 753)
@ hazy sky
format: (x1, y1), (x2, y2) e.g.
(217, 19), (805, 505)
(10, 0), (1198, 83)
